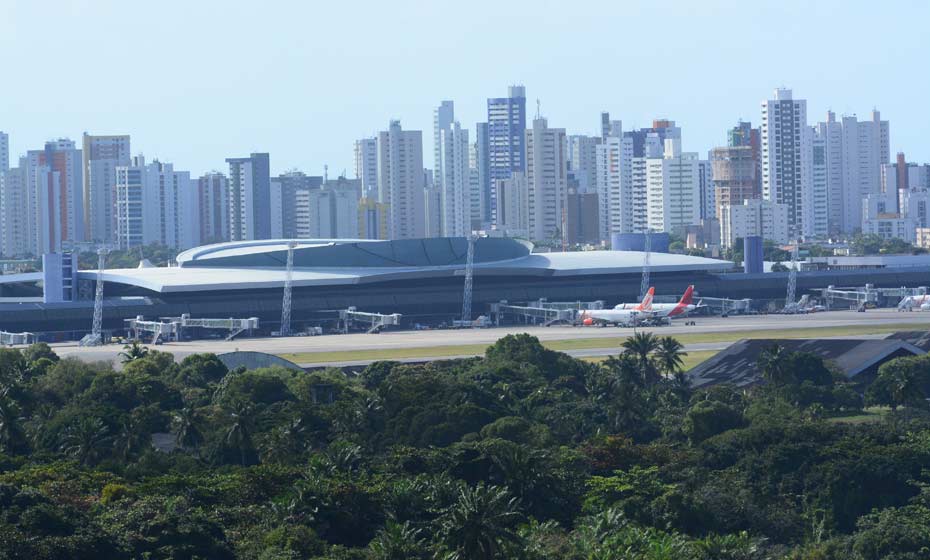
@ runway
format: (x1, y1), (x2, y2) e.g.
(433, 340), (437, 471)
(46, 309), (930, 367)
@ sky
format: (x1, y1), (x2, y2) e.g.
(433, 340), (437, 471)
(1, 0), (928, 177)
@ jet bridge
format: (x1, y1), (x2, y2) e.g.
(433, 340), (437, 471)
(163, 314), (259, 341)
(338, 307), (402, 334)
(0, 331), (35, 346)
(490, 301), (575, 326)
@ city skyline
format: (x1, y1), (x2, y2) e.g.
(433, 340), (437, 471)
(2, 1), (929, 176)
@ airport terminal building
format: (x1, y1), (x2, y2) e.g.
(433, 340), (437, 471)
(1, 237), (929, 338)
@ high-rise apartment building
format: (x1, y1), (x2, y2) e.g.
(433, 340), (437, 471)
(524, 116), (567, 243)
(269, 171), (323, 238)
(82, 134), (130, 244)
(437, 120), (470, 236)
(595, 133), (624, 242)
(0, 167), (30, 257)
(882, 153), (930, 199)
(354, 138), (378, 197)
(26, 139), (84, 254)
(299, 177), (361, 239)
(567, 135), (599, 192)
(196, 173), (229, 244)
(0, 132), (8, 174)
(377, 121), (425, 239)
(600, 112), (622, 142)
(720, 199), (790, 247)
(473, 123), (491, 226)
(433, 100), (454, 187)
(358, 197), (389, 240)
(115, 156), (198, 250)
(487, 86), (527, 224)
(761, 88), (812, 238)
(226, 153), (271, 241)
(645, 140), (701, 235)
(814, 110), (890, 234)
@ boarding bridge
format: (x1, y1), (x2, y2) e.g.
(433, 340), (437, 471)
(530, 298), (605, 311)
(490, 301), (575, 326)
(0, 331), (35, 346)
(166, 314), (259, 340)
(818, 285), (928, 309)
(693, 297), (753, 315)
(126, 316), (179, 344)
(339, 307), (402, 334)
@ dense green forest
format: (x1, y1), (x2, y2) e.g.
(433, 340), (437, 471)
(0, 333), (929, 559)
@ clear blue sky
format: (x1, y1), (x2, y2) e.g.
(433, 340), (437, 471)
(2, 0), (928, 177)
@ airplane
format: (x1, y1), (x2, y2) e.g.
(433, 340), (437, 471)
(898, 294), (930, 311)
(580, 289), (655, 326)
(613, 287), (654, 311)
(646, 285), (700, 320)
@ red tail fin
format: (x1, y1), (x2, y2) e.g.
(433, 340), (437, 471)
(678, 285), (694, 306)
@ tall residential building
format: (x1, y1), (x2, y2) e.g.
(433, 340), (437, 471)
(524, 116), (567, 243)
(433, 100), (454, 187)
(301, 177), (361, 238)
(115, 156), (198, 250)
(354, 138), (378, 196)
(269, 171), (323, 238)
(814, 110), (890, 234)
(437, 120), (470, 236)
(697, 158), (715, 222)
(495, 173), (528, 235)
(358, 197), (389, 240)
(710, 145), (759, 222)
(727, 120), (761, 193)
(196, 172), (229, 244)
(761, 88), (812, 238)
(81, 134), (130, 244)
(600, 112), (622, 142)
(377, 120), (425, 239)
(0, 167), (30, 257)
(882, 154), (930, 198)
(720, 199), (790, 247)
(645, 140), (701, 235)
(565, 187), (599, 245)
(487, 86), (527, 224)
(473, 122), (491, 225)
(810, 128), (829, 236)
(595, 133), (624, 242)
(0, 132), (8, 174)
(566, 135), (599, 192)
(226, 153), (271, 241)
(26, 139), (84, 254)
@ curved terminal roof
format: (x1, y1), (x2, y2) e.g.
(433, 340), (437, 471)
(0, 238), (734, 295)
(177, 237), (533, 269)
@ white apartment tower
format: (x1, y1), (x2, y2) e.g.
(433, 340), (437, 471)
(82, 134), (130, 244)
(377, 120), (425, 239)
(115, 156), (199, 250)
(720, 199), (790, 247)
(26, 139), (84, 254)
(433, 100), (454, 187)
(645, 140), (701, 235)
(0, 132), (8, 174)
(354, 138), (378, 196)
(524, 116), (567, 243)
(196, 172), (229, 244)
(437, 121), (470, 236)
(0, 167), (31, 257)
(595, 133), (624, 243)
(761, 88), (812, 238)
(814, 110), (890, 234)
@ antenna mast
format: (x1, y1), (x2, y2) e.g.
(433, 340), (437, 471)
(280, 241), (296, 336)
(639, 230), (651, 300)
(461, 234), (477, 324)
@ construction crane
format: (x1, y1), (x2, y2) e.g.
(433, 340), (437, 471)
(279, 241), (296, 336)
(80, 248), (109, 347)
(639, 230), (651, 300)
(461, 234), (477, 324)
(785, 242), (799, 310)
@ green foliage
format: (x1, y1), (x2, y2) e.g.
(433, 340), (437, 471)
(0, 334), (926, 558)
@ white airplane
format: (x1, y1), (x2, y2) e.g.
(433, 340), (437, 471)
(898, 294), (930, 311)
(580, 289), (655, 326)
(645, 285), (699, 320)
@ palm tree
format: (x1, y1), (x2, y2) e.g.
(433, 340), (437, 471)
(438, 483), (524, 560)
(59, 417), (111, 465)
(119, 340), (149, 363)
(655, 336), (687, 378)
(173, 407), (204, 451)
(621, 332), (661, 385)
(368, 520), (428, 560)
(113, 416), (145, 461)
(757, 344), (790, 386)
(224, 401), (256, 466)
(0, 391), (26, 454)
